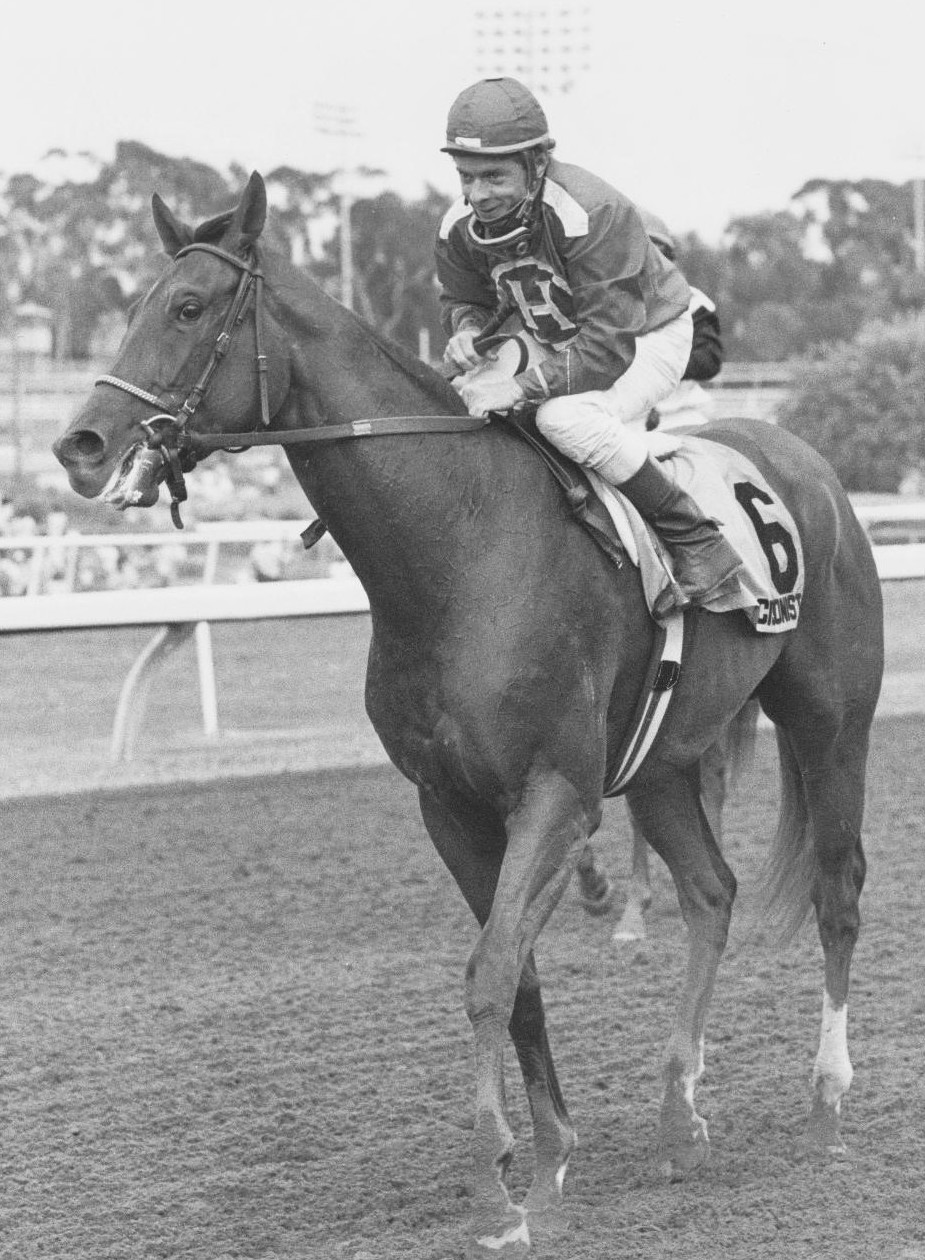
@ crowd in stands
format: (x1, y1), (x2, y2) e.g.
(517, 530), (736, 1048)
(0, 451), (345, 597)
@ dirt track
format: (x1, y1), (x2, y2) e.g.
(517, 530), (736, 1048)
(2, 716), (924, 1260)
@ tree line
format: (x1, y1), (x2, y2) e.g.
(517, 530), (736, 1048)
(3, 140), (924, 363)
(3, 142), (925, 488)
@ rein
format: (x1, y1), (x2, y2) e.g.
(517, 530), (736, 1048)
(94, 242), (487, 528)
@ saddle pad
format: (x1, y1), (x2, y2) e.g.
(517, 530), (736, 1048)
(587, 431), (805, 633)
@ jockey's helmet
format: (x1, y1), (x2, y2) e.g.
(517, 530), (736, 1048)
(640, 208), (676, 260)
(442, 78), (553, 155)
(443, 79), (553, 258)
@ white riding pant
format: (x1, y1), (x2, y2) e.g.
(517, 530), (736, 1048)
(536, 309), (693, 484)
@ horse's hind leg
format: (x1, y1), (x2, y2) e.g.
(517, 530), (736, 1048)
(419, 784), (579, 1254)
(772, 723), (869, 1153)
(612, 732), (731, 943)
(608, 814), (652, 941)
(627, 761), (737, 1179)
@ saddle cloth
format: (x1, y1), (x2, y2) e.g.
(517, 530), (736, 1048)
(589, 430), (805, 633)
(455, 334), (804, 632)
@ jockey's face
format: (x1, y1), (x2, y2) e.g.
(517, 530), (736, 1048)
(453, 153), (530, 224)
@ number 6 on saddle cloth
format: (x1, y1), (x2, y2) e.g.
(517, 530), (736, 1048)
(453, 332), (806, 635)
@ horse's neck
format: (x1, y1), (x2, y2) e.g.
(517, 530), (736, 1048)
(267, 265), (501, 612)
(265, 254), (462, 424)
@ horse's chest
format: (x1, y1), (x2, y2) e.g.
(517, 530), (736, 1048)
(366, 678), (484, 796)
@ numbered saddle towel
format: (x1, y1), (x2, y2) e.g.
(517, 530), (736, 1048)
(587, 430), (805, 633)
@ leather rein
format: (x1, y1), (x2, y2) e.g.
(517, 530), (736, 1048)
(94, 242), (490, 528)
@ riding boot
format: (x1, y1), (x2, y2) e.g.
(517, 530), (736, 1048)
(617, 456), (744, 618)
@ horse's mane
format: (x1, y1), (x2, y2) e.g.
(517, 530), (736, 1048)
(192, 209), (462, 412)
(354, 314), (465, 412)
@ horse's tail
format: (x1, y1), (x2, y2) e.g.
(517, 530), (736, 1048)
(725, 698), (761, 793)
(761, 725), (815, 939)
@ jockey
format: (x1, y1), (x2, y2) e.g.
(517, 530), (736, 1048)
(436, 77), (742, 616)
(640, 209), (722, 431)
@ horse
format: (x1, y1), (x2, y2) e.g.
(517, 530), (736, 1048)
(576, 699), (761, 940)
(53, 172), (884, 1257)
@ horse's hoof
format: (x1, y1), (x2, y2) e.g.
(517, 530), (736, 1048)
(467, 1206), (531, 1257)
(801, 1095), (848, 1157)
(576, 878), (616, 916)
(803, 1127), (847, 1156)
(611, 904), (647, 942)
(525, 1201), (571, 1248)
(659, 1138), (710, 1182)
(658, 1115), (710, 1182)
(523, 1163), (570, 1219)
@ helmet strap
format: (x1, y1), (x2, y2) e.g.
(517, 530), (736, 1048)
(465, 146), (549, 258)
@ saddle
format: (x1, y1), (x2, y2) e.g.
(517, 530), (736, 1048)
(498, 411), (806, 636)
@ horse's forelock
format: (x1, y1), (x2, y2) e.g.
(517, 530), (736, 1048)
(193, 211), (235, 245)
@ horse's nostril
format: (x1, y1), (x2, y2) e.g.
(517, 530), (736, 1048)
(55, 429), (106, 465)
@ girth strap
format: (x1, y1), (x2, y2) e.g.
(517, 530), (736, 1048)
(604, 608), (685, 796)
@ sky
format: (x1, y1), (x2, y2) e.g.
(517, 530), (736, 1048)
(2, 0), (923, 240)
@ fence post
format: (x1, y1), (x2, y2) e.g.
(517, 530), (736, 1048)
(195, 621), (219, 738)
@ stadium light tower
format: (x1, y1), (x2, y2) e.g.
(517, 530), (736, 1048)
(313, 100), (363, 309)
(899, 141), (925, 274)
(473, 5), (593, 96)
(912, 159), (925, 275)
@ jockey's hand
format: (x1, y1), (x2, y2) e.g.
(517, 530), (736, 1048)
(444, 328), (493, 375)
(459, 376), (526, 418)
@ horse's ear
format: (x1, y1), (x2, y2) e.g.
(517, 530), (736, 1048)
(224, 171), (267, 249)
(151, 193), (194, 257)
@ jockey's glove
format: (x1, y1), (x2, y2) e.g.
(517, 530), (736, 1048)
(458, 376), (526, 418)
(444, 327), (495, 374)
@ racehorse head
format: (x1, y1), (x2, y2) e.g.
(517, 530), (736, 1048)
(53, 172), (291, 511)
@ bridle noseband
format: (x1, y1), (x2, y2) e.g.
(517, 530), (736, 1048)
(95, 242), (270, 526)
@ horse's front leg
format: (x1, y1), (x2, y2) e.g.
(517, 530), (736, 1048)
(629, 762), (736, 1179)
(509, 951), (577, 1220)
(421, 773), (589, 1255)
(575, 841), (616, 915)
(469, 770), (589, 1250)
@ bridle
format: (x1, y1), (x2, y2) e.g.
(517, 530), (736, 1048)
(96, 242), (271, 527)
(94, 241), (491, 529)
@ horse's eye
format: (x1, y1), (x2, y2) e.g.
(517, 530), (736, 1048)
(178, 300), (203, 322)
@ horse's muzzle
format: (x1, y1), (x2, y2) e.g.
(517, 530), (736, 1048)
(98, 443), (165, 509)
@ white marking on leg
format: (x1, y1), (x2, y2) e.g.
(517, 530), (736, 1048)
(695, 1035), (705, 1085)
(684, 1068), (709, 1143)
(555, 1158), (570, 1193)
(675, 1035), (705, 1106)
(666, 1035), (709, 1141)
(477, 1216), (531, 1250)
(813, 991), (853, 1107)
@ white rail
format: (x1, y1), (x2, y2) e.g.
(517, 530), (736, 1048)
(0, 519), (320, 595)
(2, 502), (924, 764)
(3, 502), (925, 594)
(0, 576), (369, 762)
